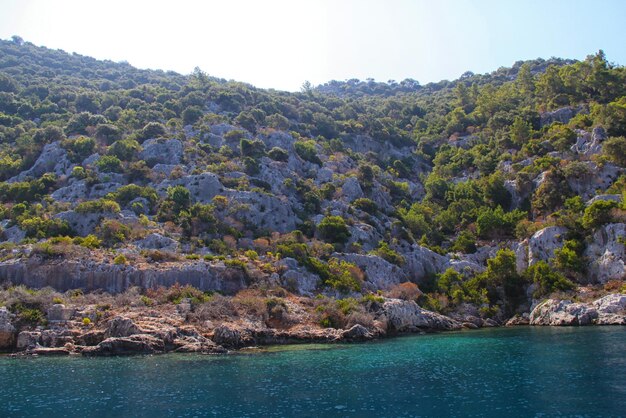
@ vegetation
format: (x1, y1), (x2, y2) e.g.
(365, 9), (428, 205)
(0, 38), (624, 320)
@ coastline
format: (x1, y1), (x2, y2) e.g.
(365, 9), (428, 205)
(2, 291), (625, 358)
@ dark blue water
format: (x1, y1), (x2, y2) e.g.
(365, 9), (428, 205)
(1, 327), (625, 417)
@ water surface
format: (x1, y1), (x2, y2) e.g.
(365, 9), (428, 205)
(2, 327), (625, 417)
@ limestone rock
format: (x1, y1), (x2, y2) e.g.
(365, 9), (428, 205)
(528, 226), (568, 266)
(158, 172), (224, 203)
(140, 138), (183, 166)
(505, 315), (530, 326)
(585, 223), (625, 283)
(279, 258), (319, 296)
(337, 253), (408, 291)
(135, 233), (179, 251)
(381, 298), (462, 332)
(1, 225), (26, 243)
(9, 142), (73, 182)
(0, 307), (16, 349)
(17, 331), (41, 350)
(340, 177), (364, 202)
(529, 299), (598, 326)
(47, 304), (75, 322)
(54, 210), (115, 237)
(212, 324), (253, 348)
(82, 334), (165, 356)
(398, 243), (448, 284)
(539, 106), (583, 127)
(341, 324), (374, 342)
(105, 317), (142, 338)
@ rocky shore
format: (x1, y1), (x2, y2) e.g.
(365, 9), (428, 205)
(2, 292), (625, 357)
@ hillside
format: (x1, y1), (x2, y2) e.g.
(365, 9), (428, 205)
(0, 36), (624, 338)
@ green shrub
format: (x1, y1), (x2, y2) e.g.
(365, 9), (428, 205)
(352, 197), (378, 214)
(267, 147), (289, 162)
(370, 241), (405, 266)
(524, 261), (575, 297)
(95, 155), (123, 173)
(294, 140), (322, 165)
(113, 254), (127, 265)
(317, 216), (350, 244)
(75, 199), (120, 214)
(582, 199), (619, 230)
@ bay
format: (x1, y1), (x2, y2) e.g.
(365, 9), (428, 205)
(1, 327), (625, 417)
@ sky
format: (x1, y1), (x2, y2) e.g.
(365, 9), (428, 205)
(1, 0), (625, 91)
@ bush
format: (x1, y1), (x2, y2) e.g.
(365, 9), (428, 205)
(95, 155), (123, 173)
(75, 199), (121, 214)
(582, 199), (619, 230)
(370, 241), (405, 265)
(267, 147), (289, 162)
(294, 140), (322, 165)
(113, 254), (127, 265)
(524, 261), (574, 297)
(323, 258), (363, 293)
(317, 216), (350, 244)
(352, 198), (378, 214)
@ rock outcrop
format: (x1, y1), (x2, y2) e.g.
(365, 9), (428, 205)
(528, 226), (567, 266)
(380, 299), (462, 332)
(0, 258), (248, 294)
(529, 294), (626, 326)
(585, 223), (625, 283)
(139, 138), (183, 166)
(0, 307), (16, 349)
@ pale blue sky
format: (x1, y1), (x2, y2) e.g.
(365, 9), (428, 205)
(1, 0), (624, 91)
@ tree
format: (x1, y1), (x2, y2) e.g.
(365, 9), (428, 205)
(582, 199), (619, 230)
(603, 136), (626, 166)
(524, 261), (574, 297)
(167, 185), (191, 213)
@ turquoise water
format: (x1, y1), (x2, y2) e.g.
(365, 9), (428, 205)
(1, 327), (625, 417)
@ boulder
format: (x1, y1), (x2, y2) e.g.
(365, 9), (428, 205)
(105, 317), (142, 338)
(585, 223), (625, 283)
(9, 142), (73, 182)
(380, 298), (462, 332)
(529, 299), (597, 326)
(337, 253), (408, 291)
(82, 334), (165, 356)
(212, 324), (254, 348)
(539, 106), (582, 127)
(1, 225), (25, 244)
(398, 243), (448, 284)
(528, 226), (567, 266)
(505, 314), (530, 326)
(341, 324), (374, 342)
(47, 304), (75, 322)
(139, 138), (183, 166)
(17, 331), (41, 350)
(340, 177), (364, 202)
(135, 233), (179, 251)
(0, 307), (16, 349)
(158, 172), (224, 203)
(279, 258), (319, 296)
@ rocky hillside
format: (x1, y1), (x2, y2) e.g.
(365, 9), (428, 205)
(0, 38), (624, 331)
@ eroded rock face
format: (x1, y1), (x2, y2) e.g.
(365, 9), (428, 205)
(9, 142), (73, 182)
(47, 304), (75, 322)
(82, 334), (165, 356)
(0, 307), (16, 349)
(529, 294), (626, 326)
(140, 138), (183, 166)
(398, 244), (448, 284)
(540, 106), (584, 127)
(528, 226), (568, 266)
(135, 233), (179, 251)
(158, 172), (224, 204)
(105, 317), (142, 338)
(337, 253), (408, 291)
(0, 258), (248, 294)
(380, 299), (461, 332)
(585, 223), (625, 283)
